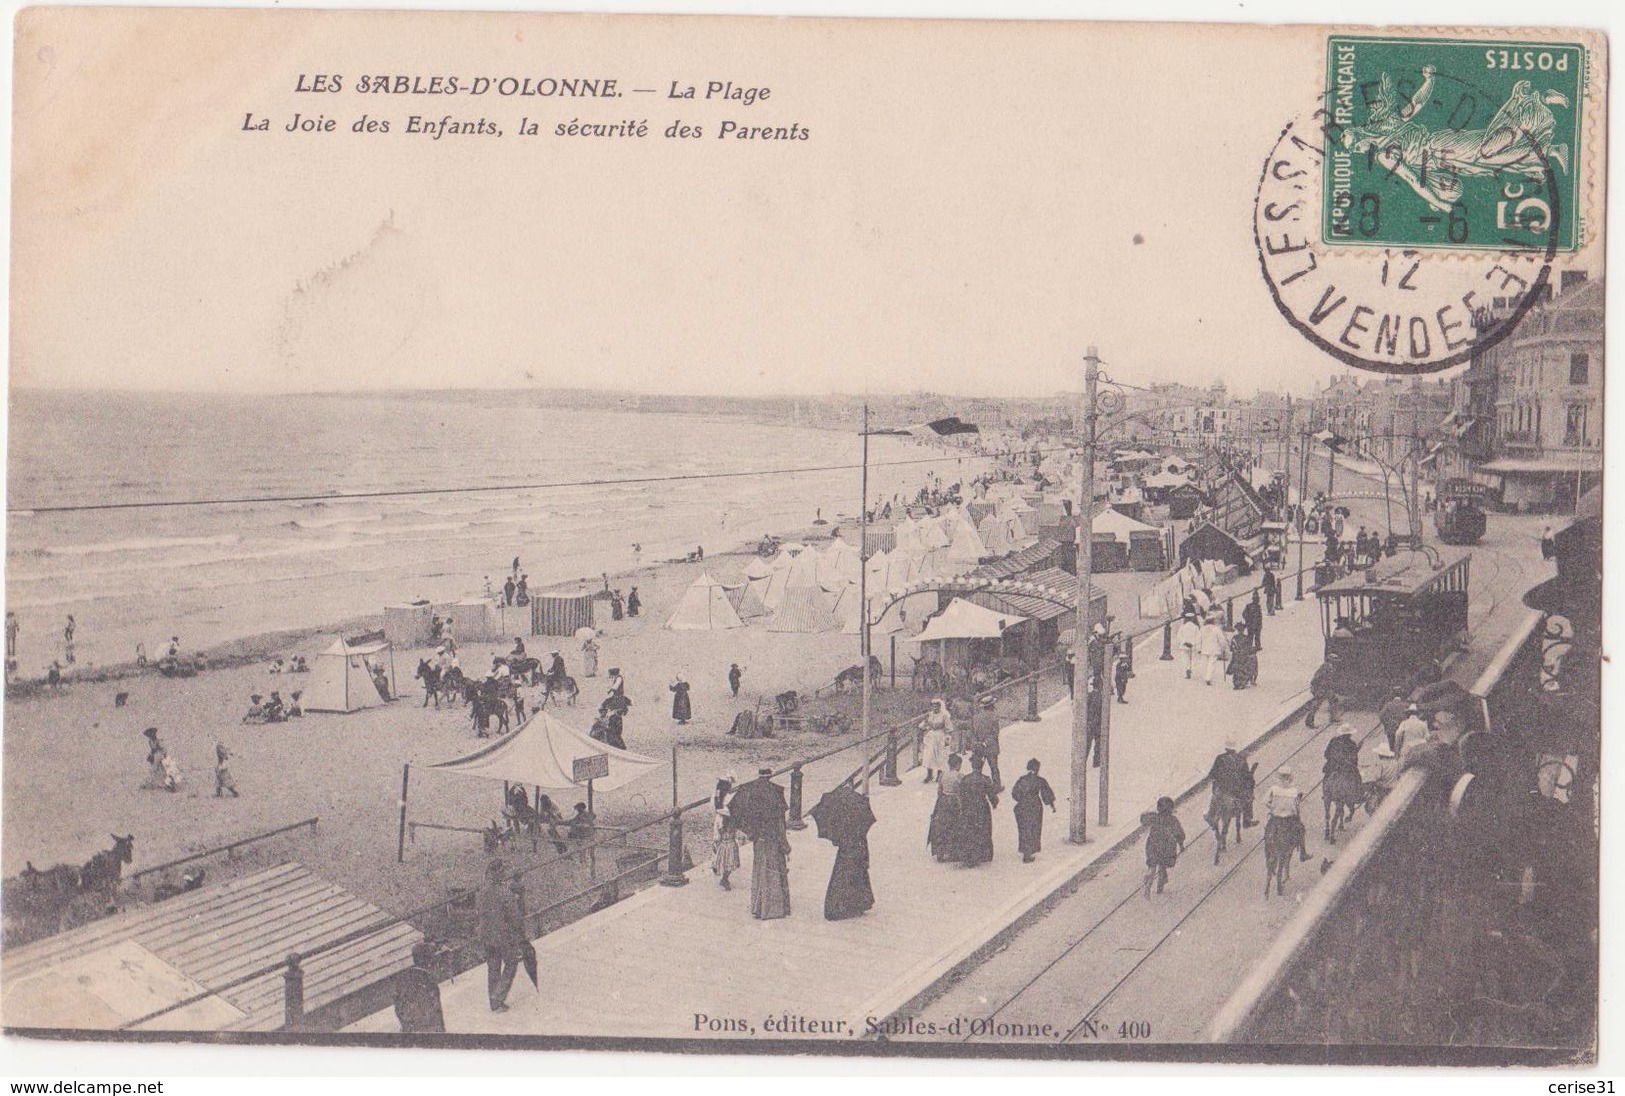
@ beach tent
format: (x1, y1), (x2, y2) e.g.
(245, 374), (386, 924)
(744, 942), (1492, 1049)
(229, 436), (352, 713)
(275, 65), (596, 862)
(827, 581), (864, 635)
(305, 633), (398, 713)
(978, 514), (1015, 557)
(818, 538), (863, 587)
(742, 557), (774, 581)
(916, 517), (952, 550)
(729, 576), (770, 620)
(666, 573), (745, 631)
(766, 554), (840, 633)
(943, 517), (987, 566)
(429, 709), (661, 794)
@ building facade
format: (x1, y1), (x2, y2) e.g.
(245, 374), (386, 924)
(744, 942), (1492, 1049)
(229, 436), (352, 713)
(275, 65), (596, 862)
(1435, 273), (1602, 512)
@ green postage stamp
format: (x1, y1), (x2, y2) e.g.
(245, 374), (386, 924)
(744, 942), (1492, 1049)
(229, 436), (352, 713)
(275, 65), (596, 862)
(1323, 35), (1587, 251)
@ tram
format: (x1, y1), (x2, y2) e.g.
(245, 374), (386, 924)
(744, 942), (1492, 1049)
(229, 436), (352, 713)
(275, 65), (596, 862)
(1316, 548), (1472, 697)
(1434, 478), (1491, 545)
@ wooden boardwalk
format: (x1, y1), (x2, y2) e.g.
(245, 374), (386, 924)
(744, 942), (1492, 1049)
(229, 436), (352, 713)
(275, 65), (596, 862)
(350, 593), (1327, 1042)
(3, 863), (419, 1031)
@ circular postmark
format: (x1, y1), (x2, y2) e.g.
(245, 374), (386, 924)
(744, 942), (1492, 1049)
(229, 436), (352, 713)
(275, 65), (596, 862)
(1254, 54), (1573, 375)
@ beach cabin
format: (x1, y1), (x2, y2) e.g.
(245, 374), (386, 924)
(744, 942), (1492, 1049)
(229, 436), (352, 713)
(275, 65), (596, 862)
(531, 593), (596, 637)
(383, 600), (435, 648)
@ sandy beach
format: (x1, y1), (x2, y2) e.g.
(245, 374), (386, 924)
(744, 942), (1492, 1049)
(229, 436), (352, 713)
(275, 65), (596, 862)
(0, 495), (979, 930)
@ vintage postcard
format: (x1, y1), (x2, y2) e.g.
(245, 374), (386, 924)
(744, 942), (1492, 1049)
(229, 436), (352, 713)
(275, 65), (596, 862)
(2, 8), (1607, 1070)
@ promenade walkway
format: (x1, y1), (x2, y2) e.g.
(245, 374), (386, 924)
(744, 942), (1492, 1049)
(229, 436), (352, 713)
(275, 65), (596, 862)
(351, 587), (1328, 1041)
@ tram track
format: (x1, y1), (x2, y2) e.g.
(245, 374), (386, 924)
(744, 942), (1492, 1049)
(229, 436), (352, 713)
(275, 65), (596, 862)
(921, 516), (1539, 1047)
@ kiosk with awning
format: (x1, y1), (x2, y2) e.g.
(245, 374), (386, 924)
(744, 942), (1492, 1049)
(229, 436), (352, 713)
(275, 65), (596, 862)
(398, 710), (663, 860)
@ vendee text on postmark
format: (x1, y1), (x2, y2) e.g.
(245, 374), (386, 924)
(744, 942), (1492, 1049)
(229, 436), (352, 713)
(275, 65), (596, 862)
(1255, 31), (1600, 376)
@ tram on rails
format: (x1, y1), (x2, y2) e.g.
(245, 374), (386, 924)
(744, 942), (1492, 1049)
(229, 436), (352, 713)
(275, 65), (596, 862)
(1315, 548), (1472, 697)
(1434, 478), (1490, 545)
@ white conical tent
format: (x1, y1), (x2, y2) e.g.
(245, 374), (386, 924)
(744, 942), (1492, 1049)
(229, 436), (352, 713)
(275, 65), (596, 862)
(943, 517), (987, 565)
(429, 709), (661, 794)
(917, 518), (951, 550)
(818, 538), (862, 587)
(978, 514), (1014, 557)
(742, 557), (774, 581)
(828, 581), (864, 635)
(305, 634), (397, 713)
(760, 555), (794, 611)
(666, 573), (745, 631)
(766, 554), (839, 633)
(730, 574), (770, 619)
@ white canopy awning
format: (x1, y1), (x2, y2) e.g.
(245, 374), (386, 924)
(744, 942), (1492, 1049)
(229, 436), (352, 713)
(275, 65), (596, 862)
(429, 710), (661, 793)
(907, 597), (1027, 643)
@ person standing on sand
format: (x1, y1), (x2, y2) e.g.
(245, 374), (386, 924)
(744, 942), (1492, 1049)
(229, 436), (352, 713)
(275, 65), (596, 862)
(215, 742), (239, 798)
(728, 663), (743, 698)
(581, 635), (599, 677)
(142, 727), (167, 789)
(516, 574), (529, 606)
(5, 611), (17, 661)
(503, 576), (515, 607)
(670, 675), (692, 725)
(627, 587), (641, 618)
(610, 591), (624, 620)
(62, 615), (75, 665)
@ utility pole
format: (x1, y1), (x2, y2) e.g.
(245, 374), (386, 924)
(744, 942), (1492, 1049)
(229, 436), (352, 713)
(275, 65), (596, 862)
(1070, 347), (1099, 844)
(1295, 432), (1309, 601)
(859, 404), (873, 795)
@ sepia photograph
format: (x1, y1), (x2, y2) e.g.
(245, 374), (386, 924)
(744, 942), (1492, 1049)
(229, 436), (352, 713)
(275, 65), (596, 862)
(1, 3), (1610, 1079)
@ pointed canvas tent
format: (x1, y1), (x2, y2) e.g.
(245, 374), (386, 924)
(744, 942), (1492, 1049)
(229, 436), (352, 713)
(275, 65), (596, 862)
(828, 581), (864, 635)
(818, 538), (862, 588)
(429, 709), (661, 794)
(978, 513), (1015, 557)
(305, 633), (397, 713)
(766, 554), (840, 633)
(666, 573), (745, 631)
(916, 517), (952, 550)
(735, 558), (773, 617)
(943, 517), (987, 565)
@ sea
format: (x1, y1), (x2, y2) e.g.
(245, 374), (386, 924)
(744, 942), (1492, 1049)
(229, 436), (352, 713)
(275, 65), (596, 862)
(5, 390), (978, 671)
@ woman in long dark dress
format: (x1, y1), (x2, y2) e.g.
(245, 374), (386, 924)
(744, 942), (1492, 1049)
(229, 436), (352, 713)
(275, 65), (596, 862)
(927, 753), (964, 861)
(1011, 758), (1056, 863)
(954, 755), (999, 866)
(808, 783), (875, 921)
(1228, 625), (1258, 689)
(670, 676), (692, 725)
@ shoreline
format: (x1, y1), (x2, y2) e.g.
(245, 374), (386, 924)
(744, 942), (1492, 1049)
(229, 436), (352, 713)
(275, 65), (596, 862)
(4, 488), (949, 697)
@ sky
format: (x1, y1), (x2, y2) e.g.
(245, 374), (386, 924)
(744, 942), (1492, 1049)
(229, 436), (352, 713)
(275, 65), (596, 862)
(1, 12), (1524, 398)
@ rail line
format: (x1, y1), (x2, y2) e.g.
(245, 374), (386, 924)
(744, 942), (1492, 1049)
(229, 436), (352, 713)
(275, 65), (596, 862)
(954, 532), (1531, 1046)
(953, 701), (1380, 1044)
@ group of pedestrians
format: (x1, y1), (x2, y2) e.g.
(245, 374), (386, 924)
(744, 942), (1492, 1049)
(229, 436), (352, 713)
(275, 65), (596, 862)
(1174, 603), (1261, 690)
